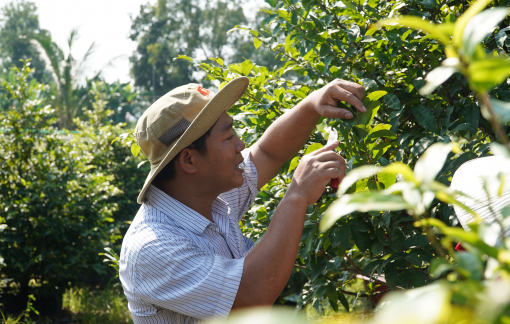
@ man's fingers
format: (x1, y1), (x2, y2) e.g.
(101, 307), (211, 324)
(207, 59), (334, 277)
(323, 167), (344, 181)
(334, 79), (365, 101)
(320, 160), (346, 173)
(330, 86), (366, 113)
(318, 105), (356, 119)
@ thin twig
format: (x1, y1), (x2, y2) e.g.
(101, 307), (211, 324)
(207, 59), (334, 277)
(480, 92), (510, 151)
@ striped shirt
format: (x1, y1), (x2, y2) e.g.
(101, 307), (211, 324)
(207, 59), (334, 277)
(119, 149), (258, 324)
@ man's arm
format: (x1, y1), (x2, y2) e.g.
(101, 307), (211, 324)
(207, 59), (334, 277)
(232, 141), (345, 308)
(250, 79), (365, 190)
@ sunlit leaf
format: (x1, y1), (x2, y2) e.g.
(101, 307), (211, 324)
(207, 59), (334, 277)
(304, 143), (323, 154)
(420, 66), (458, 95)
(414, 143), (455, 184)
(462, 8), (510, 57)
(377, 16), (451, 45)
(453, 0), (493, 46)
(174, 55), (193, 62)
(131, 143), (141, 158)
(321, 192), (412, 232)
(337, 165), (382, 196)
(253, 37), (262, 49)
(288, 156), (300, 173)
(366, 90), (388, 102)
(383, 162), (416, 182)
(468, 57), (510, 92)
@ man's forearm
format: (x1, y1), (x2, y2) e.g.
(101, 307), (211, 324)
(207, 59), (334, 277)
(232, 192), (308, 308)
(254, 101), (319, 167)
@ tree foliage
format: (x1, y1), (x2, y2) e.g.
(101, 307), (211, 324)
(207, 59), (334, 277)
(129, 0), (281, 95)
(0, 0), (49, 82)
(179, 0), (510, 314)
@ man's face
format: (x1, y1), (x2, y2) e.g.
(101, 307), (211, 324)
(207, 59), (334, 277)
(195, 111), (246, 193)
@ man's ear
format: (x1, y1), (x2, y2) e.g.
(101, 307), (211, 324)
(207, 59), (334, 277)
(177, 148), (198, 174)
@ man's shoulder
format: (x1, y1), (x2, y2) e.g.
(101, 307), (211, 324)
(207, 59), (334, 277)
(123, 204), (189, 251)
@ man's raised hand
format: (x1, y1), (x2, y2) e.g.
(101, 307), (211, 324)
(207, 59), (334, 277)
(302, 79), (366, 120)
(287, 140), (346, 206)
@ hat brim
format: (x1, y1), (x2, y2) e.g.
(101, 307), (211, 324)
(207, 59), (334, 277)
(137, 77), (249, 203)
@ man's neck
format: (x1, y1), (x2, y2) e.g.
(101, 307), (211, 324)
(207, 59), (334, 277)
(160, 182), (217, 222)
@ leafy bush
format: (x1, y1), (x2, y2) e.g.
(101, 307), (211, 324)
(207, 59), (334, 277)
(177, 0), (510, 314)
(0, 61), (145, 314)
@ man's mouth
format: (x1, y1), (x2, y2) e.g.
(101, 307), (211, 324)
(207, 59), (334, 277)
(234, 161), (244, 171)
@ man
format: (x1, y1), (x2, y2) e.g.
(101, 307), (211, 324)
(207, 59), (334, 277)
(119, 77), (366, 323)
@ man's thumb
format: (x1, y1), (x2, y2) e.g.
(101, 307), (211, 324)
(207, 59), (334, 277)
(313, 140), (339, 155)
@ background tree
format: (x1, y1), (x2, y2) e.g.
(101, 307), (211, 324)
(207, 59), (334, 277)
(0, 0), (49, 82)
(129, 0), (281, 96)
(30, 29), (97, 129)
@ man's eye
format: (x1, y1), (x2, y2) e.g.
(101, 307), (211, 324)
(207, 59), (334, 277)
(228, 135), (234, 140)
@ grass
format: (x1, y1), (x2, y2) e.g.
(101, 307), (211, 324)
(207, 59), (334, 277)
(62, 282), (133, 324)
(1, 282), (132, 324)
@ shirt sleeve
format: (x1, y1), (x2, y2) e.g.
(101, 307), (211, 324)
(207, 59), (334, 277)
(219, 149), (259, 221)
(134, 234), (244, 320)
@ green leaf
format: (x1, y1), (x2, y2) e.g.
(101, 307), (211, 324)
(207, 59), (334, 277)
(131, 143), (141, 158)
(253, 37), (262, 49)
(384, 93), (401, 110)
(241, 60), (254, 76)
(469, 57), (510, 92)
(377, 16), (451, 45)
(402, 235), (429, 250)
(288, 156), (300, 173)
(371, 142), (392, 161)
(338, 292), (350, 312)
(305, 143), (323, 154)
(414, 143), (457, 184)
(411, 105), (436, 131)
(365, 124), (397, 143)
(326, 282), (338, 304)
(411, 136), (435, 157)
(453, 0), (493, 46)
(321, 192), (412, 232)
(462, 8), (510, 57)
(352, 124), (369, 142)
(111, 132), (130, 145)
(378, 172), (397, 189)
(420, 66), (458, 95)
(383, 162), (416, 182)
(360, 100), (381, 126)
(366, 90), (388, 102)
(455, 252), (483, 280)
(174, 55), (193, 62)
(384, 262), (398, 288)
(337, 165), (382, 196)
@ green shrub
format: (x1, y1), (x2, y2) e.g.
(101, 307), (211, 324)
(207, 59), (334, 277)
(0, 61), (145, 314)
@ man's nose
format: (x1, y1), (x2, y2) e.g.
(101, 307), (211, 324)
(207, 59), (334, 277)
(235, 135), (246, 153)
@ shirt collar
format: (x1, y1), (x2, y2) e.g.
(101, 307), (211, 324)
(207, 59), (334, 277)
(145, 185), (229, 234)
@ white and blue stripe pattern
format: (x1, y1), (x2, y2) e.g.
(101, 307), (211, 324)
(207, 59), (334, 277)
(119, 150), (259, 324)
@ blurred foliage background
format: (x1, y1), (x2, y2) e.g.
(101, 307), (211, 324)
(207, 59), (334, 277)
(2, 0), (510, 323)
